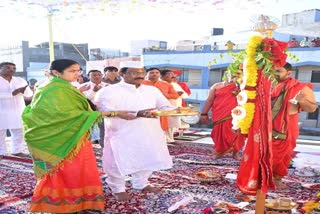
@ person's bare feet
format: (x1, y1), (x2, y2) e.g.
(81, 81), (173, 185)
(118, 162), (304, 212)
(232, 152), (242, 161)
(142, 185), (162, 193)
(274, 178), (288, 190)
(212, 151), (223, 160)
(113, 192), (131, 201)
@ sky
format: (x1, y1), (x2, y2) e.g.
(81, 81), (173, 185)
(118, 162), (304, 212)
(0, 0), (319, 52)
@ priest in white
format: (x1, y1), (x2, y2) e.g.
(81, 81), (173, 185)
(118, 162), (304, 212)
(95, 61), (173, 201)
(0, 62), (33, 157)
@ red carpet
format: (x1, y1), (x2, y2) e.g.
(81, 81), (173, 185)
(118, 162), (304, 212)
(0, 142), (318, 213)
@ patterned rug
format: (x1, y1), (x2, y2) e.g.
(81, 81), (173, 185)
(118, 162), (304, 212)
(0, 142), (318, 214)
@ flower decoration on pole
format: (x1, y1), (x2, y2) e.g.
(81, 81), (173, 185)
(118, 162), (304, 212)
(230, 34), (289, 134)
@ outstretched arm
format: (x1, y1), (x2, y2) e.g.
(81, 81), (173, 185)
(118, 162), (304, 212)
(296, 86), (318, 112)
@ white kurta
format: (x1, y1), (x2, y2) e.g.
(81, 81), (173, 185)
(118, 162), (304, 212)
(0, 76), (33, 129)
(170, 82), (189, 108)
(95, 82), (173, 175)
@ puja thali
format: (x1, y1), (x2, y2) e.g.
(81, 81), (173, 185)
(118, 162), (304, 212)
(265, 199), (298, 211)
(152, 107), (199, 117)
(195, 170), (222, 183)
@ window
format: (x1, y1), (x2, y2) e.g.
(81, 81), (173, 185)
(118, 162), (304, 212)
(308, 107), (319, 120)
(311, 70), (320, 83)
(179, 70), (189, 82)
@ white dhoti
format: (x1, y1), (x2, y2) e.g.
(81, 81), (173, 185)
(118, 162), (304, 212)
(0, 129), (24, 155)
(103, 142), (153, 193)
(165, 116), (181, 143)
(95, 83), (173, 193)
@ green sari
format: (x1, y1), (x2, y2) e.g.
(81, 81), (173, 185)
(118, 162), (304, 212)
(22, 77), (105, 213)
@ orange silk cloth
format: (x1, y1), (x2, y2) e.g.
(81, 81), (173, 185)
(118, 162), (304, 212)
(29, 139), (104, 213)
(210, 83), (244, 154)
(237, 73), (274, 195)
(177, 82), (191, 107)
(271, 78), (312, 177)
(142, 80), (179, 130)
(142, 80), (180, 99)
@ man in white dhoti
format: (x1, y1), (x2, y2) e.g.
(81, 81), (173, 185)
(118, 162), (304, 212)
(95, 61), (173, 201)
(79, 69), (108, 146)
(0, 62), (33, 158)
(161, 70), (189, 142)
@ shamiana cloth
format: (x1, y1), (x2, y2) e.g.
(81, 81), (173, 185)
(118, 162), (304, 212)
(210, 83), (245, 155)
(22, 77), (104, 213)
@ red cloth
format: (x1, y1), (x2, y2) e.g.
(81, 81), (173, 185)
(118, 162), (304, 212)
(262, 38), (288, 67)
(287, 40), (299, 48)
(30, 139), (104, 212)
(271, 78), (312, 177)
(210, 84), (245, 154)
(177, 82), (191, 107)
(237, 72), (274, 195)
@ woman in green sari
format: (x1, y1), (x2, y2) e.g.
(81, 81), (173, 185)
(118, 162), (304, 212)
(22, 59), (135, 213)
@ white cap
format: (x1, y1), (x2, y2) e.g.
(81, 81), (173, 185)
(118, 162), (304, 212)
(119, 61), (144, 69)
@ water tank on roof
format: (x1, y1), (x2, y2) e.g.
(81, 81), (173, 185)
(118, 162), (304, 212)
(211, 28), (224, 36)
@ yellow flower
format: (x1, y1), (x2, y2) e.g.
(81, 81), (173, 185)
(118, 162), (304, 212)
(302, 200), (319, 214)
(245, 90), (257, 99)
(237, 35), (263, 134)
(239, 103), (255, 134)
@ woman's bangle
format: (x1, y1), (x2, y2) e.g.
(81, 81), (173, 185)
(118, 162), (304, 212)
(107, 111), (118, 117)
(200, 113), (208, 116)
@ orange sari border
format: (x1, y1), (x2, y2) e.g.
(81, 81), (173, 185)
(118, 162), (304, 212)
(34, 186), (104, 198)
(30, 200), (105, 213)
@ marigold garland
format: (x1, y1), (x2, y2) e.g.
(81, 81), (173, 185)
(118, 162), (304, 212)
(229, 35), (291, 134)
(245, 90), (256, 99)
(302, 193), (320, 214)
(237, 35), (263, 134)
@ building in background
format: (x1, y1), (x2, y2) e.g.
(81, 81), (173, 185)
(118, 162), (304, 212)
(130, 40), (167, 56)
(143, 9), (320, 129)
(89, 48), (129, 61)
(0, 41), (89, 81)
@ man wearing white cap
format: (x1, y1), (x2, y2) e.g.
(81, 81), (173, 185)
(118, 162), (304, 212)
(95, 61), (173, 201)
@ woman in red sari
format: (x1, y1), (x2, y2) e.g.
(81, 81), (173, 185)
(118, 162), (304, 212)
(22, 59), (135, 213)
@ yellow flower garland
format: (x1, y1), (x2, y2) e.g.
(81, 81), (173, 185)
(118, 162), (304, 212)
(302, 200), (319, 214)
(238, 35), (263, 134)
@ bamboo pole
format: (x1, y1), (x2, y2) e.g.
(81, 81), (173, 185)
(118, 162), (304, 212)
(48, 13), (54, 62)
(255, 189), (266, 214)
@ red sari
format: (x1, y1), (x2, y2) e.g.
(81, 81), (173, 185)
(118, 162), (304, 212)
(211, 83), (245, 155)
(271, 78), (312, 178)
